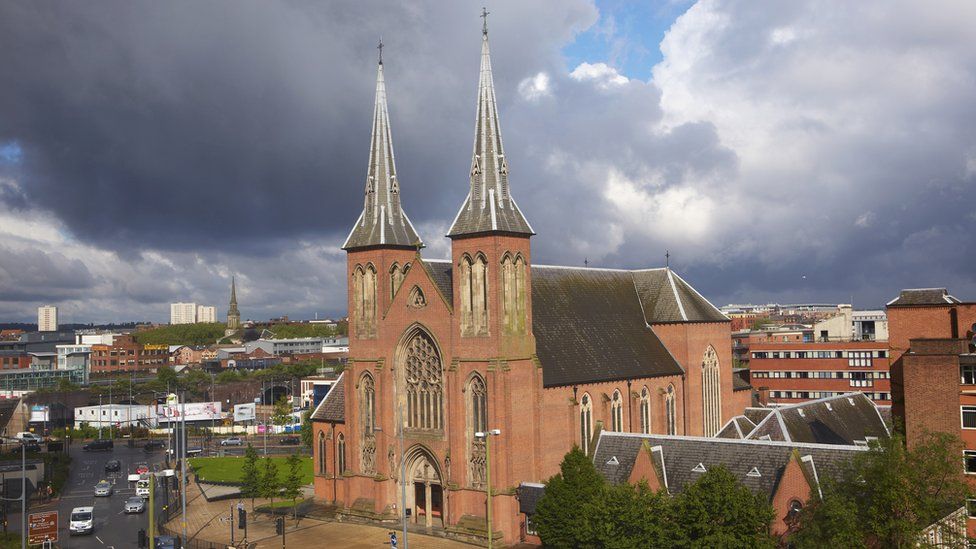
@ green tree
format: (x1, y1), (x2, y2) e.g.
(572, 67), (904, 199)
(589, 481), (672, 549)
(299, 411), (313, 449)
(272, 396), (292, 428)
(260, 457), (281, 509)
(57, 377), (78, 392)
(671, 465), (775, 548)
(156, 366), (178, 390)
(282, 454), (304, 519)
(533, 446), (604, 547)
(240, 444), (261, 510)
(791, 487), (865, 549)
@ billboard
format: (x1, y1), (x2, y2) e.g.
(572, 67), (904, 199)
(29, 405), (49, 423)
(157, 401), (222, 423)
(233, 403), (256, 423)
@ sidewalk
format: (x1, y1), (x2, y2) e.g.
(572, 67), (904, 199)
(169, 481), (473, 548)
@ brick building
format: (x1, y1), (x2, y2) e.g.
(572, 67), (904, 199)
(310, 24), (745, 546)
(90, 335), (169, 373)
(0, 351), (30, 371)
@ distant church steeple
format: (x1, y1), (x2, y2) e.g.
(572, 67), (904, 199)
(447, 9), (533, 239)
(342, 42), (423, 251)
(226, 276), (241, 331)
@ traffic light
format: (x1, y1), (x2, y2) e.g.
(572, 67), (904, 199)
(138, 528), (147, 548)
(275, 516), (284, 535)
(238, 507), (246, 529)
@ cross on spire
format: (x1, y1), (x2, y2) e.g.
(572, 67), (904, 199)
(481, 7), (489, 36)
(665, 250), (670, 268)
(377, 37), (384, 65)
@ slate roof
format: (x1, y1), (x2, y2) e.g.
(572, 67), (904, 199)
(743, 407), (773, 425)
(632, 269), (728, 323)
(732, 368), (752, 391)
(310, 373), (345, 423)
(746, 393), (889, 445)
(531, 266), (684, 387)
(886, 288), (961, 307)
(516, 483), (545, 515)
(592, 432), (864, 502)
(420, 260), (453, 303)
(716, 415), (757, 439)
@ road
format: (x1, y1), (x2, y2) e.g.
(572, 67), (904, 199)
(11, 442), (171, 548)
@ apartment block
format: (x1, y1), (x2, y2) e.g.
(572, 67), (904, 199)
(37, 306), (58, 332)
(90, 335), (169, 373)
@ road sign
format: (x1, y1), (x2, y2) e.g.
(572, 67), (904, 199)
(28, 510), (58, 544)
(390, 532), (398, 548)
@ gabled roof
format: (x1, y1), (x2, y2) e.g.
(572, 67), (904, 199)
(732, 368), (752, 392)
(593, 432), (864, 502)
(886, 288), (961, 307)
(310, 372), (344, 423)
(632, 269), (728, 323)
(716, 415), (757, 439)
(420, 259), (453, 303)
(746, 392), (889, 445)
(743, 407), (773, 425)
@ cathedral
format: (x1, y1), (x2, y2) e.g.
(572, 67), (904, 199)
(312, 19), (742, 546)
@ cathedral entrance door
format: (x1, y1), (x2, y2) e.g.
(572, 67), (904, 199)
(405, 447), (442, 528)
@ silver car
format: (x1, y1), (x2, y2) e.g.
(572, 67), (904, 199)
(93, 480), (113, 497)
(124, 496), (145, 514)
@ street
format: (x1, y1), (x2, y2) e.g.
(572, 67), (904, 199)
(11, 441), (170, 548)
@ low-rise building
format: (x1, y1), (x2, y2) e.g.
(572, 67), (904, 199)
(73, 404), (157, 429)
(245, 337), (328, 356)
(300, 376), (338, 409)
(56, 344), (91, 384)
(0, 367), (83, 391)
(90, 335), (168, 373)
(0, 351), (30, 371)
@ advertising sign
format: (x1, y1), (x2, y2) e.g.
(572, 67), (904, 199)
(233, 403), (256, 423)
(29, 405), (49, 423)
(28, 511), (58, 544)
(157, 401), (222, 423)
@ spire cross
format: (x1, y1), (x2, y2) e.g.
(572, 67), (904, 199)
(481, 7), (489, 36)
(377, 37), (384, 65)
(665, 250), (670, 268)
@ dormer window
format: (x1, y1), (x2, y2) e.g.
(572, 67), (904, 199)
(692, 463), (707, 473)
(747, 467), (761, 478)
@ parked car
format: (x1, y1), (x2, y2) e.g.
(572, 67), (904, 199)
(280, 436), (300, 445)
(104, 460), (121, 472)
(143, 440), (165, 452)
(94, 480), (113, 497)
(154, 535), (178, 549)
(83, 439), (113, 452)
(69, 507), (94, 535)
(135, 463), (149, 475)
(15, 432), (43, 443)
(124, 496), (145, 514)
(219, 437), (243, 447)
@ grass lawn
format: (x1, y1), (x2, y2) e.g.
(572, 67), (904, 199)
(189, 456), (313, 485)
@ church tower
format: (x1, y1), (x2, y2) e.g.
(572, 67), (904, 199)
(342, 45), (422, 340)
(226, 276), (241, 331)
(447, 12), (534, 357)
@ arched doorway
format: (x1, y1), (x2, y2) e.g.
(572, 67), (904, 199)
(404, 445), (443, 528)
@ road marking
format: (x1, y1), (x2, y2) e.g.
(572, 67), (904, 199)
(96, 535), (104, 543)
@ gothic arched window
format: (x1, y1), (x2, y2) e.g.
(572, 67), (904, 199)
(353, 264), (377, 338)
(390, 262), (411, 299)
(610, 390), (623, 432)
(317, 431), (327, 475)
(459, 253), (489, 336)
(580, 393), (593, 454)
(666, 384), (677, 435)
(337, 433), (346, 475)
(467, 373), (488, 487)
(404, 331), (444, 431)
(360, 373), (376, 474)
(640, 386), (651, 434)
(514, 254), (526, 333)
(702, 345), (722, 436)
(501, 253), (527, 334)
(353, 266), (365, 338)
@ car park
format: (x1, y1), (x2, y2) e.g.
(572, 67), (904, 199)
(83, 439), (114, 451)
(69, 507), (94, 535)
(94, 480), (113, 497)
(124, 496), (145, 514)
(104, 460), (121, 472)
(219, 437), (243, 446)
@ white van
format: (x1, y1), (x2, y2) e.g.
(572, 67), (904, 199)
(69, 506), (94, 535)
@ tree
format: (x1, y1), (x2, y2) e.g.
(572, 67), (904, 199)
(299, 411), (313, 449)
(282, 454), (304, 519)
(260, 457), (281, 510)
(240, 444), (261, 510)
(156, 366), (178, 390)
(272, 396), (292, 429)
(791, 432), (968, 548)
(533, 446), (604, 547)
(589, 482), (672, 549)
(671, 466), (775, 548)
(791, 488), (865, 549)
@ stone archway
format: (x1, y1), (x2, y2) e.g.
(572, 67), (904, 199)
(404, 445), (443, 528)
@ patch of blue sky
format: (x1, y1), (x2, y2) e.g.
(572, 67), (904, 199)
(0, 141), (23, 164)
(562, 0), (693, 80)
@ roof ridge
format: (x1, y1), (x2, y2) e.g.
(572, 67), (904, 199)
(597, 431), (867, 451)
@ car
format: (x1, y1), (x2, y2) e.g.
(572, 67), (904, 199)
(135, 463), (149, 475)
(143, 440), (165, 452)
(69, 506), (94, 535)
(22, 442), (41, 453)
(94, 480), (113, 497)
(219, 437), (243, 447)
(280, 436), (300, 445)
(154, 535), (178, 549)
(104, 460), (121, 472)
(124, 496), (145, 514)
(15, 432), (43, 443)
(136, 477), (151, 498)
(83, 439), (113, 452)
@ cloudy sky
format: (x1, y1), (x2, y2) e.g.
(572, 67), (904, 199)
(1, 0), (975, 324)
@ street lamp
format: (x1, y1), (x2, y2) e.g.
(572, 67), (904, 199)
(474, 429), (501, 549)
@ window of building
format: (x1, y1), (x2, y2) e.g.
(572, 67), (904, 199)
(639, 386), (651, 434)
(752, 352), (768, 359)
(525, 515), (538, 536)
(404, 331), (444, 431)
(963, 364), (976, 385)
(964, 451), (976, 474)
(666, 385), (677, 436)
(318, 431), (327, 475)
(610, 390), (623, 432)
(501, 253), (527, 335)
(352, 264), (377, 338)
(962, 406), (976, 429)
(337, 434), (346, 475)
(389, 262), (410, 299)
(580, 393), (593, 454)
(460, 254), (489, 336)
(360, 373), (376, 475)
(968, 498), (976, 519)
(701, 346), (722, 437)
(467, 374), (488, 487)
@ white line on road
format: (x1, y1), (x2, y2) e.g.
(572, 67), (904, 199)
(96, 534), (104, 544)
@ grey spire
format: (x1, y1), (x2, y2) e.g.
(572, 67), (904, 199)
(447, 14), (534, 238)
(343, 50), (423, 250)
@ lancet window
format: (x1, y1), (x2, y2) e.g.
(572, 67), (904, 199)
(460, 253), (489, 336)
(404, 331), (444, 431)
(467, 373), (488, 487)
(702, 345), (722, 436)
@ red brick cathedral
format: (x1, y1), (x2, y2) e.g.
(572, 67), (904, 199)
(312, 21), (743, 546)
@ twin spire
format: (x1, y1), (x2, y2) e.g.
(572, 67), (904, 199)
(343, 11), (532, 251)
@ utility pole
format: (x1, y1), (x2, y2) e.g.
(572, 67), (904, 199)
(148, 470), (155, 549)
(180, 394), (188, 546)
(476, 429), (502, 549)
(20, 441), (25, 549)
(400, 402), (407, 549)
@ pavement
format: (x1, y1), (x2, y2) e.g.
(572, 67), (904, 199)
(174, 481), (473, 548)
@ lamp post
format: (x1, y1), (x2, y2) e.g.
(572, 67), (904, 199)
(475, 429), (501, 549)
